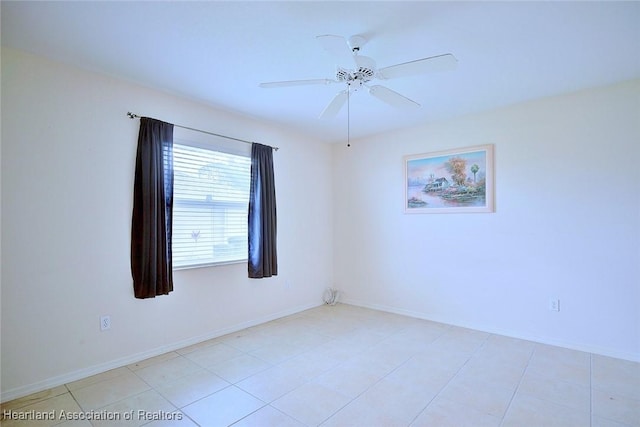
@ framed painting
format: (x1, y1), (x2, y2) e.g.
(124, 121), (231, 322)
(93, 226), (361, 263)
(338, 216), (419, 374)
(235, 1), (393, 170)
(404, 144), (494, 214)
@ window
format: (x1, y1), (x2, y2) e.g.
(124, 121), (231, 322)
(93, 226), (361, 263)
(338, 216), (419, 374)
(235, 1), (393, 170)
(172, 142), (251, 268)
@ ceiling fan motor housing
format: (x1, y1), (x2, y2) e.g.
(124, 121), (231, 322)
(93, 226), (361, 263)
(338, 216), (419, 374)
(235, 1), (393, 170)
(336, 54), (376, 90)
(347, 35), (367, 52)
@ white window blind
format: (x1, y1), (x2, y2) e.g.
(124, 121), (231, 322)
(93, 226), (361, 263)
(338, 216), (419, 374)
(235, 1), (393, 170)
(172, 142), (251, 268)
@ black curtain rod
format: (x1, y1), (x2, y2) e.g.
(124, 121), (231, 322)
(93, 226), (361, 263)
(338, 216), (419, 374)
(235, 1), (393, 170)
(127, 112), (278, 151)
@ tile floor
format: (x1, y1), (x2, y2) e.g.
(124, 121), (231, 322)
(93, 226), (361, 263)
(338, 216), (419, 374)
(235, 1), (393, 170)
(2, 304), (639, 427)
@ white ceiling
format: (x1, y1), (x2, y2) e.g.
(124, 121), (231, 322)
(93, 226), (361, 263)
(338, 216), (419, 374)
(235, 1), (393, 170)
(2, 1), (639, 144)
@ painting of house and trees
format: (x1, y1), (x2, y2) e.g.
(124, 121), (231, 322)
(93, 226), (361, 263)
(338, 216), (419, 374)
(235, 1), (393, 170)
(404, 144), (494, 213)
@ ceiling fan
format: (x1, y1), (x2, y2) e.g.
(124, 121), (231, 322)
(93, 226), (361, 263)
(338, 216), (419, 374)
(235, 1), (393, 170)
(259, 34), (457, 119)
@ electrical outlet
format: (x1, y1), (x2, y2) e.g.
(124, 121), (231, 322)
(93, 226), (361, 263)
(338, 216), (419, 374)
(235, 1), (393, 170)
(100, 315), (111, 331)
(549, 299), (560, 312)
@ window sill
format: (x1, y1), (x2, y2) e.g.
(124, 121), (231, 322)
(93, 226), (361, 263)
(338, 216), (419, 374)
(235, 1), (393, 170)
(173, 259), (247, 271)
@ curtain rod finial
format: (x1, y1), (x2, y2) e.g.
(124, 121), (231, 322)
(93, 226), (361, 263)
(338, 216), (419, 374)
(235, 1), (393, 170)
(127, 112), (138, 119)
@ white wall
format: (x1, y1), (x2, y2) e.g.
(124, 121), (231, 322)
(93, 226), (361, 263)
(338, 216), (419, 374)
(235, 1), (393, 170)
(333, 79), (640, 362)
(0, 48), (333, 401)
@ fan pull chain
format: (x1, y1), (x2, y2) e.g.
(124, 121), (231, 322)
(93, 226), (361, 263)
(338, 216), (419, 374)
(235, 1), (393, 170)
(347, 84), (351, 148)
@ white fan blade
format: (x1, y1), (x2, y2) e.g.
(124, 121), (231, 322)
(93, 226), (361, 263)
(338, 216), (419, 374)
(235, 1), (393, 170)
(369, 85), (420, 108)
(377, 54), (457, 80)
(317, 35), (356, 66)
(319, 90), (348, 119)
(260, 79), (335, 88)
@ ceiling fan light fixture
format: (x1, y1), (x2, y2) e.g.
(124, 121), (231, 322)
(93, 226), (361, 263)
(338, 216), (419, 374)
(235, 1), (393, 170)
(354, 55), (376, 72)
(348, 79), (364, 91)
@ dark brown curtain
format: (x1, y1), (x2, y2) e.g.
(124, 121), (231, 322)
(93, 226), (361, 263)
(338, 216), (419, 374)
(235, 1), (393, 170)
(248, 143), (278, 278)
(131, 117), (174, 298)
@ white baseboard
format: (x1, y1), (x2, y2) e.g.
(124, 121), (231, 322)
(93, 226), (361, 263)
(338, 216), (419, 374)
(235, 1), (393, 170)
(341, 298), (640, 363)
(1, 302), (322, 403)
